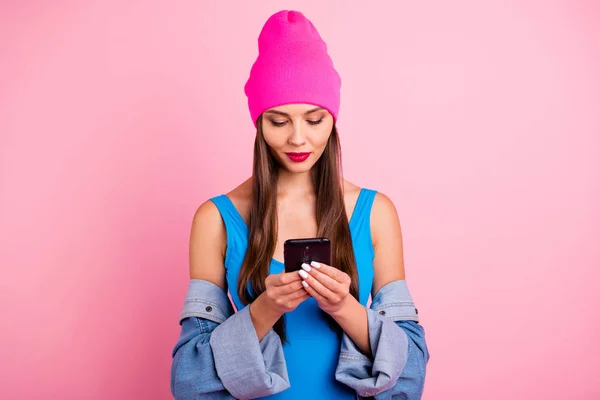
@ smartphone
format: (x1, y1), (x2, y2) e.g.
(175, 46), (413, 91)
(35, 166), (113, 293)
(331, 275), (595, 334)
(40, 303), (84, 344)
(284, 237), (331, 273)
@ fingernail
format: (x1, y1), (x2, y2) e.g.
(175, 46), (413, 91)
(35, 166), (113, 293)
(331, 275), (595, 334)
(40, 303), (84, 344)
(302, 280), (309, 288)
(299, 270), (309, 279)
(301, 263), (311, 272)
(310, 261), (321, 268)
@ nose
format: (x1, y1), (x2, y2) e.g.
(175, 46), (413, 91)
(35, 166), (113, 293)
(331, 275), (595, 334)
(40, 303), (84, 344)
(287, 122), (307, 146)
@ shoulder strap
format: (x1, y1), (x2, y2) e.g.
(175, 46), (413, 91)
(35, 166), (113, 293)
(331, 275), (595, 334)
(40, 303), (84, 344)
(210, 195), (248, 235)
(349, 188), (377, 234)
(209, 194), (249, 265)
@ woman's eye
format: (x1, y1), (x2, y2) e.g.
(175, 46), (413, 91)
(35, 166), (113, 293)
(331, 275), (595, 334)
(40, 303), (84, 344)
(308, 119), (323, 125)
(270, 120), (287, 127)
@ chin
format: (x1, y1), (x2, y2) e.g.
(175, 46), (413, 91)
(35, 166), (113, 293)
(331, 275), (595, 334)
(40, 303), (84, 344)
(283, 162), (314, 173)
(277, 157), (316, 173)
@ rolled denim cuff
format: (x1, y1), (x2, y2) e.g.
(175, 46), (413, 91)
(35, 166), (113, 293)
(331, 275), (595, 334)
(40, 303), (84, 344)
(335, 280), (418, 398)
(210, 306), (290, 399)
(178, 279), (290, 399)
(178, 279), (235, 324)
(371, 280), (419, 323)
(336, 309), (409, 398)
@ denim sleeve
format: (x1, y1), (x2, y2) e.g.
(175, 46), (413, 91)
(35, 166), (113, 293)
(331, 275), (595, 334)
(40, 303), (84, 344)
(334, 280), (430, 399)
(170, 279), (290, 400)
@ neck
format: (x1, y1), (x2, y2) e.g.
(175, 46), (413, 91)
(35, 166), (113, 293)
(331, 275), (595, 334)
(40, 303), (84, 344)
(276, 168), (315, 198)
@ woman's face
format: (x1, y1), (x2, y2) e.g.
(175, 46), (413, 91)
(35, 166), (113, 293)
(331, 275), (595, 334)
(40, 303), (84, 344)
(261, 103), (334, 173)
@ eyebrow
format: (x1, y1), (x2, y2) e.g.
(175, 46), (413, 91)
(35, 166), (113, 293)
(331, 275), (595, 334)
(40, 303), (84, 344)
(264, 107), (325, 117)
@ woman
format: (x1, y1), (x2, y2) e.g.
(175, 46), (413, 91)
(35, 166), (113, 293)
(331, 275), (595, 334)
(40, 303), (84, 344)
(170, 10), (429, 400)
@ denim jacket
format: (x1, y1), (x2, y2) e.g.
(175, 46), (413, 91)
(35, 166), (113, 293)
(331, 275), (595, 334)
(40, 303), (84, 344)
(170, 279), (429, 400)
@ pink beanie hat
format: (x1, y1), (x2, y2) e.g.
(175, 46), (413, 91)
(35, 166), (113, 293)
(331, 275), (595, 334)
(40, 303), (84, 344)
(244, 10), (342, 126)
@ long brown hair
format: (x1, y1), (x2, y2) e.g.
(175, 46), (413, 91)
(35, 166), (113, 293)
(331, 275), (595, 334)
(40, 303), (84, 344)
(237, 116), (360, 343)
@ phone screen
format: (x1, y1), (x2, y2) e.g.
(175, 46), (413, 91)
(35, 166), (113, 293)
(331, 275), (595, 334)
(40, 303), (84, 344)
(283, 237), (331, 273)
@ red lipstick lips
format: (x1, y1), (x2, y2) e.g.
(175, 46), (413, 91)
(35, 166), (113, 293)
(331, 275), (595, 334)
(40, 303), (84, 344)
(285, 152), (311, 162)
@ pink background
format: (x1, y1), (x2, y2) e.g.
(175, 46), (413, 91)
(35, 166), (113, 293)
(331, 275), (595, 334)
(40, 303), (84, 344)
(1, 1), (599, 399)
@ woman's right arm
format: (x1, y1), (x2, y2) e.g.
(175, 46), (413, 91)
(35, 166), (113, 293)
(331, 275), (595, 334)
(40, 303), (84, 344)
(170, 201), (291, 400)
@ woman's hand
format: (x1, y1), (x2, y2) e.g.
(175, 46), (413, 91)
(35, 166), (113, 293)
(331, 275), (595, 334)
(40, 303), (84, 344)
(250, 271), (310, 340)
(263, 270), (311, 314)
(298, 261), (352, 315)
(252, 271), (310, 321)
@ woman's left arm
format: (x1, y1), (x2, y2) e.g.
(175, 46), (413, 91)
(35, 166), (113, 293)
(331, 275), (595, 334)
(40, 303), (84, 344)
(299, 192), (430, 399)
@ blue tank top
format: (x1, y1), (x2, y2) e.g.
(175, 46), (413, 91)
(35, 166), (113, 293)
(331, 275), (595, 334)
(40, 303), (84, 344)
(210, 188), (377, 399)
